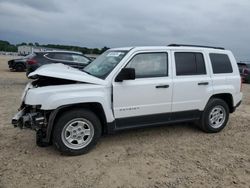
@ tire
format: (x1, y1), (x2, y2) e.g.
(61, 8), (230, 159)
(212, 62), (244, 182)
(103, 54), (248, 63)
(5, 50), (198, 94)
(15, 64), (25, 72)
(53, 109), (102, 156)
(199, 98), (229, 133)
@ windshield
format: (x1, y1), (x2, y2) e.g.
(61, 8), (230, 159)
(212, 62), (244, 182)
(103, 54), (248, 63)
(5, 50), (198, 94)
(83, 50), (128, 79)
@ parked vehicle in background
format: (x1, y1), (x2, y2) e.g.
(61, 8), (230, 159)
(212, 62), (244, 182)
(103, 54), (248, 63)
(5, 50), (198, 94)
(237, 62), (250, 83)
(8, 54), (33, 72)
(12, 44), (242, 155)
(26, 51), (91, 76)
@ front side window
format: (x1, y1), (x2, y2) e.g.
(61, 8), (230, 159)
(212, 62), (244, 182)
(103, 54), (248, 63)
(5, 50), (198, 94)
(175, 52), (206, 76)
(84, 51), (127, 79)
(210, 53), (233, 74)
(126, 53), (168, 78)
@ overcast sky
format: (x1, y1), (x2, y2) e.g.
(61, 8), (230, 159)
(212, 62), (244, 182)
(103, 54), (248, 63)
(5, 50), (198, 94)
(0, 0), (249, 60)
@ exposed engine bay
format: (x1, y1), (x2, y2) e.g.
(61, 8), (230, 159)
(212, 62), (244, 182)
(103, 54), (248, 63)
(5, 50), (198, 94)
(31, 76), (78, 87)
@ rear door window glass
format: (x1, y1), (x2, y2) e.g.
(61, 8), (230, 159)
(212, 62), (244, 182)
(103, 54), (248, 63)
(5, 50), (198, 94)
(175, 52), (206, 76)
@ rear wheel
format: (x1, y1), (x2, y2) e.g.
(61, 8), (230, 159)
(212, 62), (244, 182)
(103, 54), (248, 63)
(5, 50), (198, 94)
(199, 98), (229, 133)
(15, 64), (25, 72)
(53, 109), (102, 155)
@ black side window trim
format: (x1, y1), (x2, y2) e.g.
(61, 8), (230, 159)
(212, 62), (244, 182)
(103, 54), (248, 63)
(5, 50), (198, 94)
(125, 52), (169, 79)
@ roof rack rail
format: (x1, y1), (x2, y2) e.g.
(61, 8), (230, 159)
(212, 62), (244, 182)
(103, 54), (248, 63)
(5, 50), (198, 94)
(168, 44), (225, 50)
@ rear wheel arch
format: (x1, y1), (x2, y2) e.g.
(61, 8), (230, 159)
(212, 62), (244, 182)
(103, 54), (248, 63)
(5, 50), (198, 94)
(207, 93), (234, 113)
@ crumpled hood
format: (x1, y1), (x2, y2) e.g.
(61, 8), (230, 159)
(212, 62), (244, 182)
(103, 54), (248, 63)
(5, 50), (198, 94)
(28, 63), (106, 85)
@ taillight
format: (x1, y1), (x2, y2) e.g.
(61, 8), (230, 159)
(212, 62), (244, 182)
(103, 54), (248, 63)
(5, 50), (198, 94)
(243, 68), (249, 75)
(27, 58), (37, 65)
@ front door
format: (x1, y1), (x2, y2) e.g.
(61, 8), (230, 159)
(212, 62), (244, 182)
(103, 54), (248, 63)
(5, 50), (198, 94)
(113, 51), (173, 129)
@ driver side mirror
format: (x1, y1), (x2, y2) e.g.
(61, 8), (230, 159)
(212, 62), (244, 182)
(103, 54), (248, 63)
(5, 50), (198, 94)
(115, 68), (135, 82)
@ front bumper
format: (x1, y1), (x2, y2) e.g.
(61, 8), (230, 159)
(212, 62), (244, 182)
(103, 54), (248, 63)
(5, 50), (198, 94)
(8, 61), (14, 69)
(12, 107), (45, 130)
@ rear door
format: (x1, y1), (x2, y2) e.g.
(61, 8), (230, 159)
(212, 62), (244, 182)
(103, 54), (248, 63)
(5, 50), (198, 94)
(171, 50), (213, 113)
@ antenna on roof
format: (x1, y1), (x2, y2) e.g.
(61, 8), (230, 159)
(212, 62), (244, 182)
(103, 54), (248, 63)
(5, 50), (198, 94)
(168, 44), (225, 50)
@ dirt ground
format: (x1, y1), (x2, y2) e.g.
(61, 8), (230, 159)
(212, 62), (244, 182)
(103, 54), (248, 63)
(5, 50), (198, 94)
(0, 55), (249, 188)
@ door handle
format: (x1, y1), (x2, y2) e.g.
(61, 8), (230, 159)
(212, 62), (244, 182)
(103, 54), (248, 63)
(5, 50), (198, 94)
(155, 85), (169, 88)
(198, 82), (209, 86)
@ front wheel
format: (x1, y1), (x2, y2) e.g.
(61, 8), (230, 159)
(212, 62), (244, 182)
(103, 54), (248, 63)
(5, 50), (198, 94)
(53, 109), (102, 155)
(199, 98), (229, 133)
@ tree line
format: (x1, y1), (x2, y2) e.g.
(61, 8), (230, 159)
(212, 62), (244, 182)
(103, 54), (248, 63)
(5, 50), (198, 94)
(0, 40), (109, 54)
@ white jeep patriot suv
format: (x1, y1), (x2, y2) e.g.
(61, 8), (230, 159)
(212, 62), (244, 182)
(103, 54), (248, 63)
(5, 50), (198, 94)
(12, 44), (242, 155)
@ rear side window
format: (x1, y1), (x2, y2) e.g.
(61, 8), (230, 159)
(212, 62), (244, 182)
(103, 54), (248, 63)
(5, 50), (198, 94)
(210, 53), (233, 74)
(54, 53), (73, 61)
(47, 53), (73, 61)
(175, 52), (206, 76)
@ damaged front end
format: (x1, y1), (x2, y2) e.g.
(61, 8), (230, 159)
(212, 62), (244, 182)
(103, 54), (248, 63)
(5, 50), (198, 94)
(12, 76), (77, 129)
(11, 75), (79, 146)
(12, 105), (46, 130)
(11, 64), (106, 147)
(12, 103), (51, 147)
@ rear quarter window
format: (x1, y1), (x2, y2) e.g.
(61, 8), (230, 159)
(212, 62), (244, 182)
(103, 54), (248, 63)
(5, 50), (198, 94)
(210, 53), (233, 74)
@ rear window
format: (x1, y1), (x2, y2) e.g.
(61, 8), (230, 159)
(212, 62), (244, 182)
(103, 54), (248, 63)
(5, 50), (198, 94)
(175, 52), (206, 76)
(210, 53), (233, 74)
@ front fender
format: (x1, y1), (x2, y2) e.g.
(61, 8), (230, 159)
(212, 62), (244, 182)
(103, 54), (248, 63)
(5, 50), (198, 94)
(25, 84), (114, 122)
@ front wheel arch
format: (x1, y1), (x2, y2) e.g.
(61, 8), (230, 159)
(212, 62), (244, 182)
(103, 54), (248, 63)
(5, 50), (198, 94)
(46, 103), (107, 144)
(52, 108), (102, 155)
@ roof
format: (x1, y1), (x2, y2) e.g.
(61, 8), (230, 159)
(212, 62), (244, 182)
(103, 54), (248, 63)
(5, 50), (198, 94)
(109, 46), (227, 52)
(34, 50), (82, 54)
